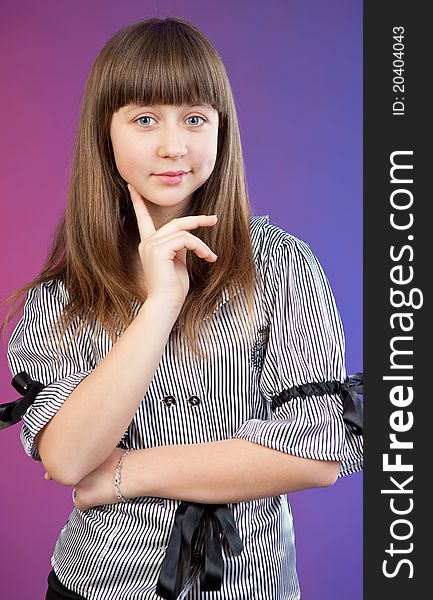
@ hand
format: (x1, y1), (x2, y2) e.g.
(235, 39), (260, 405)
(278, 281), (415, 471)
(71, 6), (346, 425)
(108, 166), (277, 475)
(127, 184), (218, 313)
(44, 447), (128, 511)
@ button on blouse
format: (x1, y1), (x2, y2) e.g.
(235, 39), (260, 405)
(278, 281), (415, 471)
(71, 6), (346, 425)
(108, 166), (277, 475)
(186, 395), (201, 406)
(162, 395), (177, 407)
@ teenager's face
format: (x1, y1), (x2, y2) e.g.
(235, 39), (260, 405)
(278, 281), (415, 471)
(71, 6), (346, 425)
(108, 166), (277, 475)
(109, 103), (219, 227)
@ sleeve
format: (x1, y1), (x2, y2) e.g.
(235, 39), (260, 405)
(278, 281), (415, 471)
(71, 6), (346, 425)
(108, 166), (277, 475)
(6, 281), (94, 462)
(232, 234), (363, 478)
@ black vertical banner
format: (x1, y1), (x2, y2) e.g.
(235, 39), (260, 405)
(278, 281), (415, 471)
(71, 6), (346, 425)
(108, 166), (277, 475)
(364, 2), (429, 598)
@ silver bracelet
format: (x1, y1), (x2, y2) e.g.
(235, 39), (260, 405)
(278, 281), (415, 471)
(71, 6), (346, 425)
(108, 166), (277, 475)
(114, 449), (131, 503)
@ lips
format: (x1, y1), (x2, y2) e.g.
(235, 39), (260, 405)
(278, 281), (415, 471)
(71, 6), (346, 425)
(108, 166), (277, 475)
(154, 171), (188, 176)
(153, 172), (189, 185)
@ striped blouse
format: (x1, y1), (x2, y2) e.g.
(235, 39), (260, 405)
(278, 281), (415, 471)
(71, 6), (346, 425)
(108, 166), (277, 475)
(7, 215), (363, 600)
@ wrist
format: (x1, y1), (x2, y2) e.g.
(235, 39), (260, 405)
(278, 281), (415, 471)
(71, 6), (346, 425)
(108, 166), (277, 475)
(114, 449), (131, 503)
(117, 448), (153, 500)
(140, 296), (182, 322)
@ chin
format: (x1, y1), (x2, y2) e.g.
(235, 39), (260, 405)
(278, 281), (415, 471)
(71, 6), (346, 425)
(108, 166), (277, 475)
(148, 196), (192, 208)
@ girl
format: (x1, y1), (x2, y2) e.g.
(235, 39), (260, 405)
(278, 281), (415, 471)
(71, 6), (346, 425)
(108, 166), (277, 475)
(2, 16), (363, 600)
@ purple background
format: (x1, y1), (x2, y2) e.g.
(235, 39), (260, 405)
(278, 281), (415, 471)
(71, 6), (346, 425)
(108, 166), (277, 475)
(0, 1), (362, 598)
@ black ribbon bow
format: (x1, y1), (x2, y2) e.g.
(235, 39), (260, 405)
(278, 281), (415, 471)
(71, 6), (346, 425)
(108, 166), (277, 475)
(155, 501), (244, 600)
(271, 372), (364, 436)
(339, 372), (363, 435)
(0, 372), (45, 431)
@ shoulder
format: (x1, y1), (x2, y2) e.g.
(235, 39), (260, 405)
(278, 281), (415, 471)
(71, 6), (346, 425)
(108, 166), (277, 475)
(25, 278), (69, 309)
(249, 214), (315, 271)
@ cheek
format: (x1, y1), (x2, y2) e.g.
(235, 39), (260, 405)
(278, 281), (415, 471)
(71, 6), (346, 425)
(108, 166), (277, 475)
(112, 143), (140, 179)
(197, 135), (218, 172)
(209, 131), (219, 168)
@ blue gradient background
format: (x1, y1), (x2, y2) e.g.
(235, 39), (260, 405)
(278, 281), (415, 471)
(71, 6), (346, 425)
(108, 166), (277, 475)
(0, 1), (362, 598)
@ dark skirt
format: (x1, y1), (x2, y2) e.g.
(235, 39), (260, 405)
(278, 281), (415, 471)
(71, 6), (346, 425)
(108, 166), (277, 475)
(46, 569), (86, 600)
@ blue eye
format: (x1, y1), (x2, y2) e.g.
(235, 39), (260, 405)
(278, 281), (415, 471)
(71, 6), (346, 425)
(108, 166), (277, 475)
(136, 116), (155, 126)
(186, 116), (205, 126)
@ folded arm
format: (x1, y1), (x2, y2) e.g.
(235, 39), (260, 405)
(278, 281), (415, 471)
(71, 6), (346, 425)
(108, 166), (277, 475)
(122, 438), (340, 503)
(54, 438), (340, 511)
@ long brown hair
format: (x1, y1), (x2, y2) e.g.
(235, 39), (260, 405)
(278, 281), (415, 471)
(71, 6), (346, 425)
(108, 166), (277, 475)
(1, 17), (258, 362)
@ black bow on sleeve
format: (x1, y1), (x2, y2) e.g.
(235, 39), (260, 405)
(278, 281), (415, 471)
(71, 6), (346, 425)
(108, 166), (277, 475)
(339, 372), (363, 435)
(0, 372), (44, 430)
(155, 501), (244, 600)
(271, 372), (364, 435)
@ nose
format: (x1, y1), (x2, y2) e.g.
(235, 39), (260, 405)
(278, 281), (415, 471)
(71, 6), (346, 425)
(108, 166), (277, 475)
(158, 144), (188, 159)
(157, 127), (188, 159)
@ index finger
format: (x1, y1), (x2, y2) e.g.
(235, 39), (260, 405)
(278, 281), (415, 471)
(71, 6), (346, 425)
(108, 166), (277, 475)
(127, 184), (218, 240)
(127, 184), (156, 241)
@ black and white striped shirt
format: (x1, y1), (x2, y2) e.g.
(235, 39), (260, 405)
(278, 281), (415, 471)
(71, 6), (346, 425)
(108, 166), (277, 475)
(7, 215), (363, 600)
